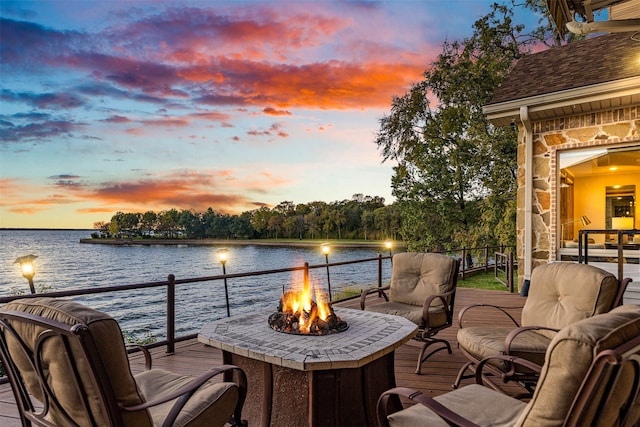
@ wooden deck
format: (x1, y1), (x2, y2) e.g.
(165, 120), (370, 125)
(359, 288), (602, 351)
(0, 287), (525, 426)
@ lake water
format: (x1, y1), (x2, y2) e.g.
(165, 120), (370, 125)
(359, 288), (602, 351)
(0, 229), (392, 339)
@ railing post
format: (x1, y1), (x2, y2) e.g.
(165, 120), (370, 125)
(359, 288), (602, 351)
(461, 247), (466, 280)
(617, 231), (624, 280)
(167, 274), (175, 354)
(377, 253), (383, 296)
(509, 251), (514, 293)
(304, 262), (310, 294)
(484, 244), (489, 272)
(583, 231), (589, 264)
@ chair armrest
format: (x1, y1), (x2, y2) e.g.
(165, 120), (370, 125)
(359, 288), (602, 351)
(421, 288), (455, 329)
(377, 387), (480, 427)
(475, 354), (542, 386)
(504, 325), (559, 356)
(360, 285), (390, 309)
(613, 277), (633, 308)
(126, 344), (152, 370)
(122, 364), (248, 427)
(458, 304), (521, 330)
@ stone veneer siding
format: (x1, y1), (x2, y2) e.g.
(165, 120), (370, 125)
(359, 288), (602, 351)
(516, 106), (640, 289)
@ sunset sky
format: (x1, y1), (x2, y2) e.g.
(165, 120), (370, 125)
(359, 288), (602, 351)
(0, 0), (542, 229)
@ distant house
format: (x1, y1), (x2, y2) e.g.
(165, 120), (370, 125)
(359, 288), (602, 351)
(483, 14), (640, 290)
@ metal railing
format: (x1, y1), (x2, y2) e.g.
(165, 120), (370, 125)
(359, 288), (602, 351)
(494, 251), (515, 292)
(432, 244), (516, 280)
(0, 255), (391, 356)
(0, 245), (516, 385)
(578, 229), (639, 279)
(0, 245), (514, 355)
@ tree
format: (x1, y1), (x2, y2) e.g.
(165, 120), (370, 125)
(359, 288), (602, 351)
(140, 211), (158, 236)
(305, 211), (321, 239)
(249, 206), (271, 238)
(178, 209), (202, 238)
(517, 0), (585, 47)
(268, 215), (283, 239)
(157, 209), (180, 238)
(361, 210), (374, 240)
(375, 3), (530, 251)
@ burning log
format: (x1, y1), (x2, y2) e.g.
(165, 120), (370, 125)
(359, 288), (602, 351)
(268, 290), (348, 335)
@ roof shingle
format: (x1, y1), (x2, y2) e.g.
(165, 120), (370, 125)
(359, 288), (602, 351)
(487, 32), (640, 105)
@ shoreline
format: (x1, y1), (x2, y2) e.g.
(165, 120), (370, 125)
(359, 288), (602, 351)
(79, 238), (405, 250)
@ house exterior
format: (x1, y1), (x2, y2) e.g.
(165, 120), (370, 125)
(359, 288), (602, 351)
(483, 30), (640, 290)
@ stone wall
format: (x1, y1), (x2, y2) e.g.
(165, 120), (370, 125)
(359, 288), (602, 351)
(516, 106), (640, 289)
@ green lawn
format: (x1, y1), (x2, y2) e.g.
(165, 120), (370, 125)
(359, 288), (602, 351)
(458, 270), (517, 292)
(334, 270), (517, 302)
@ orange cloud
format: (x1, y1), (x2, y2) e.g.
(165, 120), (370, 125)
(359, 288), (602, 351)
(78, 169), (291, 214)
(195, 59), (424, 110)
(7, 207), (49, 214)
(77, 207), (116, 214)
(263, 107), (291, 116)
(0, 168), (292, 220)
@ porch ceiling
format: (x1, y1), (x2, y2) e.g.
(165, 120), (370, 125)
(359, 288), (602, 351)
(547, 0), (640, 36)
(564, 146), (640, 177)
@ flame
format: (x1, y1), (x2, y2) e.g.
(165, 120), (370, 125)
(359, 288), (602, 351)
(280, 278), (331, 334)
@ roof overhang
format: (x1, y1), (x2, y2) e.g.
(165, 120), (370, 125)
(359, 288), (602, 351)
(483, 76), (640, 127)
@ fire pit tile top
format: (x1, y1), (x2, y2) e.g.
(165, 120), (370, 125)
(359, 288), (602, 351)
(198, 307), (418, 371)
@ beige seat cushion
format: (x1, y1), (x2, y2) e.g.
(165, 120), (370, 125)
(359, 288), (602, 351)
(365, 301), (447, 327)
(387, 384), (527, 427)
(386, 305), (640, 427)
(1, 297), (152, 426)
(135, 369), (238, 427)
(457, 326), (550, 370)
(521, 262), (618, 339)
(388, 253), (457, 307)
(517, 304), (640, 426)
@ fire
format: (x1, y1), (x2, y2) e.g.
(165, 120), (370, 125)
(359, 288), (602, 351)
(268, 277), (348, 335)
(279, 281), (331, 334)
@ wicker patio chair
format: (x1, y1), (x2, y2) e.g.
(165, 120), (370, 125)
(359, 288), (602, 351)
(453, 261), (631, 396)
(378, 304), (640, 427)
(360, 252), (460, 374)
(0, 297), (247, 427)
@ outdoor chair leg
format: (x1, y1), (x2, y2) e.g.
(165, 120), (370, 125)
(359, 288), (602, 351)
(415, 338), (452, 374)
(452, 361), (475, 389)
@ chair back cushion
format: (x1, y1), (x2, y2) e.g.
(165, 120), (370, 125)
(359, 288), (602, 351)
(0, 297), (152, 426)
(388, 253), (457, 307)
(517, 304), (640, 427)
(521, 262), (618, 337)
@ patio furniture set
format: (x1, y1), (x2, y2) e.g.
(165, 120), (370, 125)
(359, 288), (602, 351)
(0, 253), (638, 426)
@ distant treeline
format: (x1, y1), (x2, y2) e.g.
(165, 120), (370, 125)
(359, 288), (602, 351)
(93, 194), (399, 241)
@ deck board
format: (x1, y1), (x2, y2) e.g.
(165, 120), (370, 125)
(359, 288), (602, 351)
(0, 287), (525, 426)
